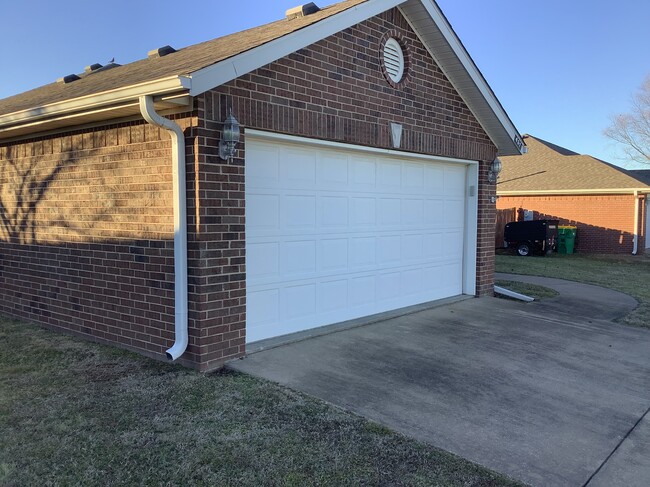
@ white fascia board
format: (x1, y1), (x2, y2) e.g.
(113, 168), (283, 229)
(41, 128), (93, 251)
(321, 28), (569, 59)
(498, 188), (650, 196)
(189, 0), (406, 96)
(0, 76), (191, 129)
(400, 0), (524, 155)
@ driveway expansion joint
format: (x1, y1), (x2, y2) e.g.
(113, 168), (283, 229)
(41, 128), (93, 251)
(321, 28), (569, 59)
(583, 405), (650, 487)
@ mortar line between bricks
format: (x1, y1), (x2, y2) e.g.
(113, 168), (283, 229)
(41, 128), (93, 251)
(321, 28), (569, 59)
(582, 404), (650, 487)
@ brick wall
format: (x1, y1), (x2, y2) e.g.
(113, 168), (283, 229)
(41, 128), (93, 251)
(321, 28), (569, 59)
(0, 115), (206, 367)
(497, 194), (647, 253)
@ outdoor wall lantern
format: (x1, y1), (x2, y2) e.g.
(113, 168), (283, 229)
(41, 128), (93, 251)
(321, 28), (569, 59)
(219, 109), (241, 160)
(487, 157), (502, 184)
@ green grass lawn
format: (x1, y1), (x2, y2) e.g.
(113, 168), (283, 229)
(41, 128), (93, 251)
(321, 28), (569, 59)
(496, 252), (650, 328)
(0, 317), (522, 487)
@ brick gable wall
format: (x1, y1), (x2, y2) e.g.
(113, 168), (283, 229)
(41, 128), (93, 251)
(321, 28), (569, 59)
(1, 8), (500, 370)
(497, 194), (647, 253)
(194, 8), (499, 367)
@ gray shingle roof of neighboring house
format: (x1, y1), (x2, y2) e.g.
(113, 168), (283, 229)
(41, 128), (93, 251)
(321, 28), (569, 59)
(498, 135), (650, 193)
(0, 0), (366, 117)
(630, 169), (650, 185)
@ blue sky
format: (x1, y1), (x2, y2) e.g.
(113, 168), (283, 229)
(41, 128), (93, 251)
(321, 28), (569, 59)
(1, 0), (649, 168)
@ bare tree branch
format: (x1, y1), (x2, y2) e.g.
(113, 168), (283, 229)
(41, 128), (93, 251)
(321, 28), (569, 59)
(604, 75), (650, 165)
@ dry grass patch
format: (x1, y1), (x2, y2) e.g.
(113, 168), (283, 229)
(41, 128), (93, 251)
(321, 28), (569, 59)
(0, 317), (522, 487)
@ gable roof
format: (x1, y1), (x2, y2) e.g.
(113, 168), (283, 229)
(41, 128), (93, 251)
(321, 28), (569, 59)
(498, 135), (650, 195)
(0, 0), (523, 155)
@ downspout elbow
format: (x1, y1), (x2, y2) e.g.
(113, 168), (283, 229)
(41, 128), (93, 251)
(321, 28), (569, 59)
(138, 95), (188, 361)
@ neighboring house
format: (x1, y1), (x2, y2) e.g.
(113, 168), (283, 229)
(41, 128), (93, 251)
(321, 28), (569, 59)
(498, 135), (650, 254)
(0, 0), (523, 370)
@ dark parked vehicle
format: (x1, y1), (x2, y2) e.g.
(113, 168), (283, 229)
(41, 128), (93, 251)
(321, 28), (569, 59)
(504, 220), (559, 256)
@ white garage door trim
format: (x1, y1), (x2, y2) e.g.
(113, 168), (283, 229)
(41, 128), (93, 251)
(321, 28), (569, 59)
(246, 129), (478, 342)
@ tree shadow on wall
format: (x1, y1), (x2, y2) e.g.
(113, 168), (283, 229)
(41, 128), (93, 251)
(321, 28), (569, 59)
(0, 141), (110, 244)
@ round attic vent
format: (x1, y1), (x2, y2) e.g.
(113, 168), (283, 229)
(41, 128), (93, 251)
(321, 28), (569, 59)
(383, 38), (405, 83)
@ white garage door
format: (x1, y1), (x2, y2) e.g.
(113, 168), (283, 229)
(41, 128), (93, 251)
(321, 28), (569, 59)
(245, 133), (474, 343)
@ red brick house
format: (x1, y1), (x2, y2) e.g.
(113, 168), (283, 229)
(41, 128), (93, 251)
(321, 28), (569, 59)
(498, 135), (650, 254)
(0, 0), (523, 370)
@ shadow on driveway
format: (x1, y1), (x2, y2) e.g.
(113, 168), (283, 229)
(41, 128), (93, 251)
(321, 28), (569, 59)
(229, 278), (650, 486)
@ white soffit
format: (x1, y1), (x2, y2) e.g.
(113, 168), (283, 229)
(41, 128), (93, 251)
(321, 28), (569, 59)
(399, 0), (524, 156)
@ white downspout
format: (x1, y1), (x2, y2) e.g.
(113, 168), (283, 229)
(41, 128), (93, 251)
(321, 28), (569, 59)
(139, 95), (188, 360)
(633, 190), (640, 255)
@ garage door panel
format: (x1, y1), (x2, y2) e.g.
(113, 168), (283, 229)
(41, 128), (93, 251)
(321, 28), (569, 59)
(281, 149), (317, 189)
(246, 137), (469, 343)
(444, 166), (467, 196)
(424, 199), (445, 225)
(320, 196), (349, 227)
(247, 143), (280, 188)
(320, 238), (349, 270)
(402, 234), (424, 262)
(284, 195), (316, 229)
(351, 197), (376, 226)
(378, 198), (401, 226)
(404, 163), (425, 191)
(282, 240), (316, 276)
(378, 235), (401, 263)
(377, 161), (402, 190)
(350, 157), (377, 189)
(247, 194), (280, 234)
(284, 284), (316, 319)
(350, 236), (377, 268)
(318, 154), (349, 188)
(444, 199), (465, 227)
(402, 199), (424, 226)
(248, 242), (279, 280)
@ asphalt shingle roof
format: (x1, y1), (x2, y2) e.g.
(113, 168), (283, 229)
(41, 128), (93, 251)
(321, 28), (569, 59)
(0, 0), (367, 117)
(498, 135), (650, 192)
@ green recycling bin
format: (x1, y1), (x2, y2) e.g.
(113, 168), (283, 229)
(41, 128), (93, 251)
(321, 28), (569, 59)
(558, 226), (577, 254)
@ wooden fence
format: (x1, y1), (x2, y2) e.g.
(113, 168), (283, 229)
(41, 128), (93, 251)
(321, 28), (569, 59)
(495, 207), (517, 248)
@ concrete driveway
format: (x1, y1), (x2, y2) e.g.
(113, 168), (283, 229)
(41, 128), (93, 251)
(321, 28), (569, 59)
(229, 276), (650, 486)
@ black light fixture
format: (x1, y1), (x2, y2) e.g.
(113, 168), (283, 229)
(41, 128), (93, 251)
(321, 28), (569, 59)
(487, 157), (502, 184)
(219, 109), (240, 160)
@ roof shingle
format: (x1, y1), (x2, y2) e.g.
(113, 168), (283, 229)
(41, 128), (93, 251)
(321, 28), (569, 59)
(0, 0), (367, 117)
(498, 135), (650, 192)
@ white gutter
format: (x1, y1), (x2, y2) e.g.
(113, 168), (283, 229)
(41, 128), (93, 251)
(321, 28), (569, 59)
(1, 76), (191, 128)
(138, 95), (188, 361)
(498, 188), (650, 196)
(633, 190), (640, 255)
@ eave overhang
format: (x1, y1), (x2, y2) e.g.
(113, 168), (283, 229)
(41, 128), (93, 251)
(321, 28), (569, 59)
(0, 76), (192, 140)
(0, 0), (523, 155)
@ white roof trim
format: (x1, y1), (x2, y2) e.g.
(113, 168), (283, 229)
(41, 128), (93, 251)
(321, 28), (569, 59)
(0, 0), (523, 154)
(189, 0), (406, 96)
(0, 76), (191, 129)
(498, 189), (650, 196)
(399, 0), (523, 156)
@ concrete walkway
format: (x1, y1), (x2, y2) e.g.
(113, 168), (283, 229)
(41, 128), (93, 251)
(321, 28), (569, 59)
(230, 276), (650, 486)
